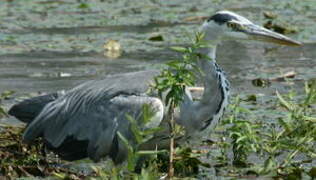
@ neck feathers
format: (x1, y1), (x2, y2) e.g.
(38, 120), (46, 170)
(178, 45), (230, 137)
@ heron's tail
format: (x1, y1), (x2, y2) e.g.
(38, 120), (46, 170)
(44, 136), (89, 161)
(8, 92), (62, 123)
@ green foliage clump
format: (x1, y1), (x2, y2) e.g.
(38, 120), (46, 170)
(219, 81), (316, 179)
(0, 91), (14, 118)
(224, 97), (261, 167)
(90, 34), (212, 179)
(117, 105), (165, 173)
(259, 81), (316, 177)
(152, 32), (211, 108)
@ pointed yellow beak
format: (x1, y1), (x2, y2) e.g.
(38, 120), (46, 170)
(245, 24), (302, 46)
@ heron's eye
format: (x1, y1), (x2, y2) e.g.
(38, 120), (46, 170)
(227, 22), (243, 30)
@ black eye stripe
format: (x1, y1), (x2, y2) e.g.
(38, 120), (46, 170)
(207, 13), (238, 25)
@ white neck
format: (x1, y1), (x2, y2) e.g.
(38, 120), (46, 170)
(199, 45), (217, 61)
(178, 42), (229, 135)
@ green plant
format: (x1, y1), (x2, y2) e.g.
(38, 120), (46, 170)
(77, 3), (90, 9)
(0, 91), (14, 118)
(117, 104), (165, 173)
(214, 80), (316, 179)
(224, 97), (261, 167)
(89, 33), (218, 179)
(152, 32), (210, 177)
(87, 105), (165, 180)
(258, 81), (316, 176)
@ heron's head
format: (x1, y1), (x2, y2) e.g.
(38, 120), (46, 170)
(201, 11), (301, 46)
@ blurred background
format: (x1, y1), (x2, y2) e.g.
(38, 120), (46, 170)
(0, 0), (315, 96)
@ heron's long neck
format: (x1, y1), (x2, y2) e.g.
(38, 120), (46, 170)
(197, 46), (220, 104)
(179, 45), (229, 134)
(196, 45), (225, 116)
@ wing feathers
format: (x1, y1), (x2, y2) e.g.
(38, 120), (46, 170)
(22, 70), (163, 162)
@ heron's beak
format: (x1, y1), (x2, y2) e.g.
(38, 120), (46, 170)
(245, 24), (302, 46)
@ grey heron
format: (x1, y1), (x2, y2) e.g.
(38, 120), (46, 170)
(9, 11), (301, 163)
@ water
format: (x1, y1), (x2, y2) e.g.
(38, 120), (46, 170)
(1, 0), (315, 96)
(0, 40), (314, 95)
(0, 50), (168, 93)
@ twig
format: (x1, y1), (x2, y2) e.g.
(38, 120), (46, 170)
(168, 106), (175, 178)
(187, 86), (204, 92)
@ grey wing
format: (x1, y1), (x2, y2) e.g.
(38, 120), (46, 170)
(22, 70), (163, 163)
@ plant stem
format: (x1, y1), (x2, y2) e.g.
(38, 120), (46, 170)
(168, 105), (175, 178)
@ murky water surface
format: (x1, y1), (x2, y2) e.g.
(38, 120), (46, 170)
(1, 42), (315, 94)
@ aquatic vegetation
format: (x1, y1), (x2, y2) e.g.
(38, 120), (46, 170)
(218, 80), (316, 179)
(263, 11), (298, 35)
(0, 91), (14, 119)
(1, 82), (315, 179)
(77, 80), (316, 179)
(152, 32), (209, 178)
(0, 104), (6, 119)
(117, 105), (165, 173)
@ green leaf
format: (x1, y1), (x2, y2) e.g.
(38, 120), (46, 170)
(262, 158), (277, 174)
(78, 3), (90, 9)
(303, 115), (316, 122)
(137, 150), (167, 155)
(170, 46), (188, 53)
(142, 127), (163, 136)
(53, 172), (67, 179)
(236, 136), (248, 143)
(277, 118), (293, 133)
(0, 106), (8, 118)
(117, 132), (133, 153)
(0, 90), (14, 99)
(276, 90), (294, 111)
(230, 132), (242, 138)
(238, 106), (252, 114)
(117, 131), (136, 171)
(142, 104), (155, 124)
